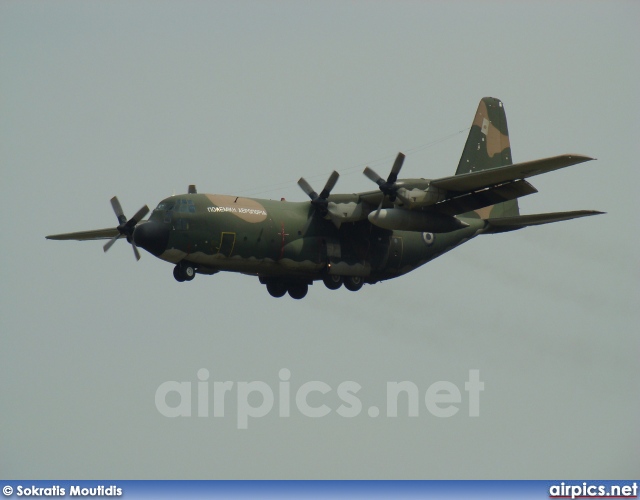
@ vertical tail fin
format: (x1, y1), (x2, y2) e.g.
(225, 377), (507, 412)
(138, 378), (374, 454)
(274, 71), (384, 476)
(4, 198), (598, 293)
(456, 97), (519, 218)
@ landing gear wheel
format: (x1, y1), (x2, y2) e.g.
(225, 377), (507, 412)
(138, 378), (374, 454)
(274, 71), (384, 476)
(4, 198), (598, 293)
(183, 265), (196, 281)
(174, 263), (196, 282)
(322, 274), (343, 290)
(344, 276), (364, 292)
(266, 281), (287, 298)
(173, 265), (186, 282)
(288, 283), (308, 300)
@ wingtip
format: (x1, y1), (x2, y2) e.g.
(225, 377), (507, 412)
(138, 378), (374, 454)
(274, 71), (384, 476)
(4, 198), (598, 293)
(581, 210), (606, 217)
(565, 154), (596, 162)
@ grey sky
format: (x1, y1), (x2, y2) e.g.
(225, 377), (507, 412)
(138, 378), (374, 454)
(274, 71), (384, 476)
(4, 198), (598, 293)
(1, 1), (638, 479)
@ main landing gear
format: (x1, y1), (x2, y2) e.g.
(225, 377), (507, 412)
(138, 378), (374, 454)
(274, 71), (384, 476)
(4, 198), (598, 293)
(321, 274), (363, 291)
(343, 275), (364, 292)
(173, 262), (196, 282)
(263, 279), (309, 300)
(261, 274), (364, 299)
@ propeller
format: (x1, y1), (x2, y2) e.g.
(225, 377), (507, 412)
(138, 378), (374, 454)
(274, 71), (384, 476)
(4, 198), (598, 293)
(298, 170), (340, 217)
(363, 152), (405, 219)
(363, 152), (405, 202)
(102, 196), (150, 260)
(297, 171), (340, 232)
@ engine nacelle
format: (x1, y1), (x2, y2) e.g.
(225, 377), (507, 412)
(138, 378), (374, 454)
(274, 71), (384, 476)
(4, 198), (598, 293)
(326, 201), (365, 227)
(395, 184), (447, 209)
(368, 208), (468, 233)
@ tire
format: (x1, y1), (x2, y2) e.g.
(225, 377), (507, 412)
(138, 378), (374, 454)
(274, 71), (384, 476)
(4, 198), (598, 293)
(344, 276), (363, 292)
(288, 283), (308, 300)
(322, 274), (343, 290)
(184, 265), (196, 281)
(266, 281), (287, 298)
(173, 266), (186, 282)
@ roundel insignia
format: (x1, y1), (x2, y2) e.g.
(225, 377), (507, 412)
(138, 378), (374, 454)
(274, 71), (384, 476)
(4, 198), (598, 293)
(422, 232), (435, 246)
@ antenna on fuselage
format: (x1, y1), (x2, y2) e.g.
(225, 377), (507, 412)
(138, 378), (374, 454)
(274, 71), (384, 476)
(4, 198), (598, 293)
(188, 184), (197, 194)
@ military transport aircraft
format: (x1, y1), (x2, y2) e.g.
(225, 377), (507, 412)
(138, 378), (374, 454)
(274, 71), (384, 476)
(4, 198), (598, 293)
(47, 97), (602, 299)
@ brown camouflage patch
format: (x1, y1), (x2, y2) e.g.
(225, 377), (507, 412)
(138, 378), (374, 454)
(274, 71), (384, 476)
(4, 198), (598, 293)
(205, 194), (268, 223)
(472, 100), (510, 159)
(475, 205), (494, 219)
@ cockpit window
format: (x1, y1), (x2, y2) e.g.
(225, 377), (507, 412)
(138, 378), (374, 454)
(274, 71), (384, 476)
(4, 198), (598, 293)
(175, 198), (196, 213)
(154, 198), (194, 224)
(156, 199), (196, 212)
(156, 201), (175, 211)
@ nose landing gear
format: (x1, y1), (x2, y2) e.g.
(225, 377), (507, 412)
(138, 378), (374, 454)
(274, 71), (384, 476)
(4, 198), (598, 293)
(173, 262), (196, 282)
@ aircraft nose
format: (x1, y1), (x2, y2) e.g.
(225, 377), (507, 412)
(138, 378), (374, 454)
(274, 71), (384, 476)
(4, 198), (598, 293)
(133, 222), (170, 257)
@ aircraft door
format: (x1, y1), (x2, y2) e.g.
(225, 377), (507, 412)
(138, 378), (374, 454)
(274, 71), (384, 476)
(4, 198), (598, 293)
(218, 232), (236, 257)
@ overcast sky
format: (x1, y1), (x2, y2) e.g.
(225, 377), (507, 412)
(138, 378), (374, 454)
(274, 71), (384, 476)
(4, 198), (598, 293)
(1, 0), (638, 479)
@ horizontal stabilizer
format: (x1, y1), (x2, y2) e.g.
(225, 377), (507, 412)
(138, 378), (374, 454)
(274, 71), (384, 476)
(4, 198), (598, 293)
(46, 228), (120, 241)
(484, 210), (604, 234)
(432, 154), (594, 192)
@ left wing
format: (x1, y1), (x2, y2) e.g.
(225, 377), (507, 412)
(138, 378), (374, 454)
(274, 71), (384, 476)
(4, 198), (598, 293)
(483, 210), (605, 234)
(429, 154), (593, 193)
(325, 153), (595, 223)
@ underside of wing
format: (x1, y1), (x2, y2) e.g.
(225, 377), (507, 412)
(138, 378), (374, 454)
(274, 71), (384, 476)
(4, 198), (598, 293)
(46, 228), (119, 241)
(431, 179), (538, 217)
(483, 210), (605, 234)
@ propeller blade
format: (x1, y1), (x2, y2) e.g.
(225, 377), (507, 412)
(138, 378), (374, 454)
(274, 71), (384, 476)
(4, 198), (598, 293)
(110, 197), (127, 225)
(298, 178), (318, 200)
(103, 233), (121, 253)
(319, 171), (340, 199)
(130, 205), (150, 224)
(387, 152), (405, 184)
(132, 242), (141, 261)
(301, 209), (315, 234)
(373, 197), (384, 220)
(363, 167), (384, 185)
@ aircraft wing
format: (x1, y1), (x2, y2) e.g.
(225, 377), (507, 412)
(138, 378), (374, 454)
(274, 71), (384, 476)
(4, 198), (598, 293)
(46, 228), (119, 241)
(330, 154), (596, 222)
(430, 154), (593, 192)
(483, 210), (605, 233)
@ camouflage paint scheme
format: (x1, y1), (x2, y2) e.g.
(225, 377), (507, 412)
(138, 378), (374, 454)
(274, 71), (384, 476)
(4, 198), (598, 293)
(148, 193), (486, 281)
(47, 98), (603, 299)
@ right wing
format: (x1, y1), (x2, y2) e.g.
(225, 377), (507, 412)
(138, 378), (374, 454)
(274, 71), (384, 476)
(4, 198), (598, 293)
(46, 228), (119, 241)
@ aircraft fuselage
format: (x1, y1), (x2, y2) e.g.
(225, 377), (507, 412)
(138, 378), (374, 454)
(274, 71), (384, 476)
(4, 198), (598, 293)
(136, 193), (484, 287)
